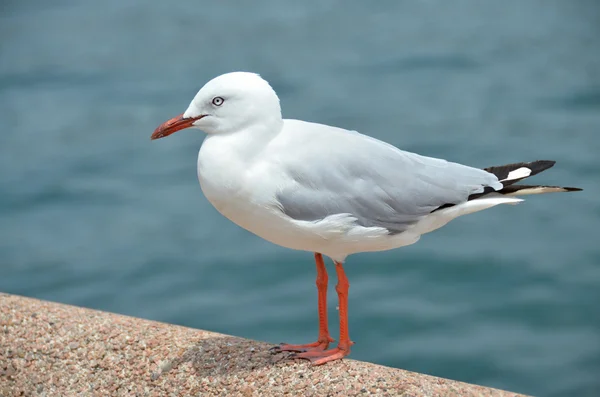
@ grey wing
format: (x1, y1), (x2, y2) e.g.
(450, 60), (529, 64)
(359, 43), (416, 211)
(274, 130), (501, 234)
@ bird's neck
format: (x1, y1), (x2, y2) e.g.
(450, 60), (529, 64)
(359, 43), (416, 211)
(199, 118), (283, 175)
(203, 117), (282, 163)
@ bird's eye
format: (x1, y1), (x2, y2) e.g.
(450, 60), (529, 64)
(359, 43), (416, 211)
(212, 97), (224, 106)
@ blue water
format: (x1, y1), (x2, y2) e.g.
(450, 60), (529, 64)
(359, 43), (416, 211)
(1, 1), (599, 395)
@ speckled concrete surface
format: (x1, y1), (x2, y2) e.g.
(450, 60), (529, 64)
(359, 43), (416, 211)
(0, 293), (527, 397)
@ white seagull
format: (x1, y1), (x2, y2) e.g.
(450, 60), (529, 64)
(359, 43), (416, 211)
(151, 72), (581, 365)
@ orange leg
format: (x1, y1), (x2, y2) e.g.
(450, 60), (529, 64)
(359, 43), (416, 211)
(291, 261), (354, 365)
(272, 253), (334, 353)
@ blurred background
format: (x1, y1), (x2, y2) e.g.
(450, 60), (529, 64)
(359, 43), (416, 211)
(1, 1), (599, 395)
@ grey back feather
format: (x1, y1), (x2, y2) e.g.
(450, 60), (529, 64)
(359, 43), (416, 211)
(274, 120), (502, 234)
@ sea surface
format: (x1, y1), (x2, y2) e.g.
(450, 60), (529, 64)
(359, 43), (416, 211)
(1, 1), (599, 396)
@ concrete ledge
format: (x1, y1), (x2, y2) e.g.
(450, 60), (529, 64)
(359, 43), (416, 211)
(0, 293), (525, 396)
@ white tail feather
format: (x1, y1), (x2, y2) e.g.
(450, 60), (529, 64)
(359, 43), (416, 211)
(411, 196), (523, 236)
(503, 186), (575, 196)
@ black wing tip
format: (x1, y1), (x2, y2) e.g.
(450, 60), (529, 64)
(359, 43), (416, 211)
(523, 160), (556, 175)
(563, 187), (583, 192)
(536, 159), (556, 165)
(484, 159), (559, 186)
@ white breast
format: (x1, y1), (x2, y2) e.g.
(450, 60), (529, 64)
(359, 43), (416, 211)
(198, 135), (251, 217)
(198, 134), (332, 255)
(197, 134), (285, 237)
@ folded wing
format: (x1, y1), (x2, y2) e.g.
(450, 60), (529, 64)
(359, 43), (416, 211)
(273, 120), (502, 234)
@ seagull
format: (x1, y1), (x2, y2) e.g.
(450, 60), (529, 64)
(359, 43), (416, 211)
(151, 72), (581, 365)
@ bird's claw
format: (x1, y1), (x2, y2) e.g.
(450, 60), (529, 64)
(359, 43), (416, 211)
(269, 339), (334, 354)
(287, 346), (352, 365)
(269, 343), (286, 354)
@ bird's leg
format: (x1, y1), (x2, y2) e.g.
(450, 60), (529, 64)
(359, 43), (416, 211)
(291, 261), (354, 365)
(272, 253), (334, 353)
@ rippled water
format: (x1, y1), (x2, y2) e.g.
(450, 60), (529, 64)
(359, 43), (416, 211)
(2, 1), (599, 396)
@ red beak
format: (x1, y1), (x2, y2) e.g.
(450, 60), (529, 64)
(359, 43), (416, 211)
(151, 113), (204, 140)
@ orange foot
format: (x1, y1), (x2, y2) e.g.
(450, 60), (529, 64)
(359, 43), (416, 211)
(271, 337), (334, 353)
(289, 344), (352, 365)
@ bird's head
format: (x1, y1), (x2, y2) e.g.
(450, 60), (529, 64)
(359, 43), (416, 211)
(151, 72), (282, 139)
